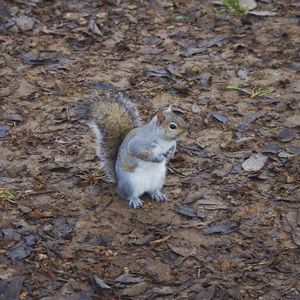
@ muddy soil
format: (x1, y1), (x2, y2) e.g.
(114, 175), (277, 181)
(0, 0), (299, 299)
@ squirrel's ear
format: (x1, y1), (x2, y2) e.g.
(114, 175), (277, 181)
(156, 111), (166, 126)
(166, 105), (173, 112)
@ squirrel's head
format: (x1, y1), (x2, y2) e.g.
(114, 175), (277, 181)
(155, 105), (188, 140)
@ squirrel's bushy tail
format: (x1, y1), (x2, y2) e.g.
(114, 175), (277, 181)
(73, 91), (140, 181)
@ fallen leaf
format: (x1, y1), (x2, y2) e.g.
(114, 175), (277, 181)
(147, 286), (173, 296)
(126, 13), (138, 24)
(88, 19), (102, 36)
(184, 192), (204, 204)
(181, 47), (205, 57)
(2, 229), (21, 241)
(174, 205), (205, 219)
(0, 1), (11, 24)
(197, 198), (228, 210)
(203, 221), (239, 235)
(211, 112), (229, 123)
(0, 277), (24, 300)
(14, 79), (37, 98)
(139, 46), (163, 55)
(82, 82), (113, 90)
(3, 114), (24, 122)
(242, 154), (267, 172)
(240, 0), (257, 10)
(115, 274), (144, 284)
(284, 210), (300, 247)
(189, 284), (216, 300)
(197, 73), (212, 90)
(167, 243), (196, 257)
(288, 146), (300, 154)
(15, 16), (35, 31)
(166, 64), (184, 77)
(248, 10), (276, 16)
(8, 244), (33, 261)
(132, 234), (156, 245)
(0, 125), (10, 138)
(262, 144), (282, 154)
(121, 282), (148, 297)
(23, 55), (60, 65)
(197, 35), (227, 49)
(63, 12), (88, 21)
(147, 69), (169, 78)
(237, 68), (250, 81)
(92, 274), (111, 290)
(288, 62), (300, 72)
(276, 128), (295, 143)
(285, 115), (300, 127)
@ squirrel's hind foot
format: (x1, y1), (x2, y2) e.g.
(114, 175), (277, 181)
(128, 196), (144, 208)
(149, 191), (167, 202)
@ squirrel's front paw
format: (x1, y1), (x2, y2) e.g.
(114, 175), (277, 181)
(149, 191), (167, 202)
(128, 196), (144, 208)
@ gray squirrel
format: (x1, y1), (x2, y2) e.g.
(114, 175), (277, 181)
(73, 91), (188, 208)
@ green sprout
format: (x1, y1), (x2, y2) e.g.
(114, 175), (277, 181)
(222, 0), (246, 14)
(227, 83), (274, 98)
(0, 188), (16, 204)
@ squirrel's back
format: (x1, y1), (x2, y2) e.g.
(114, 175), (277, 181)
(73, 91), (140, 181)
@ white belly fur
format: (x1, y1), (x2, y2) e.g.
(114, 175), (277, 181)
(130, 160), (166, 197)
(130, 140), (175, 197)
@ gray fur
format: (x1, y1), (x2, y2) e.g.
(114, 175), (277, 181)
(164, 144), (176, 162)
(75, 93), (187, 208)
(74, 91), (140, 182)
(115, 116), (181, 207)
(88, 122), (115, 182)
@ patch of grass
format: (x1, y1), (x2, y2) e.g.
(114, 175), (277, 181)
(0, 188), (16, 204)
(227, 83), (274, 98)
(222, 0), (246, 14)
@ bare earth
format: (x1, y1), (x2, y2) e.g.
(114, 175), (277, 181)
(0, 0), (299, 299)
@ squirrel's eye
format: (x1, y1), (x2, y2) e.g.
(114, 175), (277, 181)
(169, 123), (177, 130)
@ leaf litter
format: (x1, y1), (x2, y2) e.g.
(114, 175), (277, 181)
(0, 0), (299, 299)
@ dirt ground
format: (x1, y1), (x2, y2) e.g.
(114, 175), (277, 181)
(0, 0), (300, 299)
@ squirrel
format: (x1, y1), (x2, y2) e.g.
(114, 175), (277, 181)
(73, 91), (188, 208)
